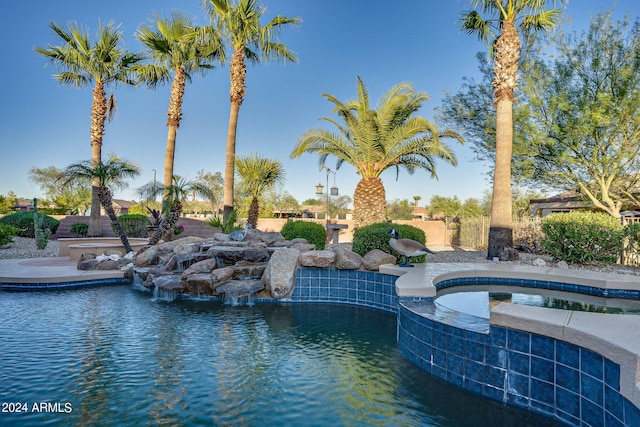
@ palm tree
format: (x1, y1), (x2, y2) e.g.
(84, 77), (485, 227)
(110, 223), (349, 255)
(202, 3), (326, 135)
(202, 0), (300, 221)
(291, 77), (463, 229)
(460, 0), (565, 259)
(62, 155), (141, 253)
(138, 176), (216, 245)
(135, 11), (225, 215)
(35, 21), (143, 236)
(235, 153), (286, 228)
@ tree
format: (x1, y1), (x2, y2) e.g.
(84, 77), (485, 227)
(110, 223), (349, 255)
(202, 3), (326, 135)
(28, 166), (92, 214)
(62, 155), (141, 253)
(525, 11), (640, 218)
(135, 11), (224, 214)
(203, 0), (300, 221)
(291, 76), (462, 228)
(0, 192), (18, 214)
(428, 195), (463, 218)
(35, 21), (142, 236)
(235, 153), (286, 228)
(138, 175), (216, 244)
(387, 199), (415, 220)
(195, 169), (224, 213)
(459, 0), (565, 259)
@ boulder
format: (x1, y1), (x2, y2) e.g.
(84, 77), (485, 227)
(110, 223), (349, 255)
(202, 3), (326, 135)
(184, 274), (215, 295)
(362, 249), (396, 271)
(290, 242), (316, 252)
(77, 258), (100, 270)
(135, 245), (159, 267)
(298, 250), (335, 268)
(211, 266), (235, 284)
(158, 236), (203, 253)
(333, 247), (362, 270)
(173, 242), (199, 257)
(499, 247), (519, 262)
(215, 280), (265, 298)
(182, 258), (219, 278)
(153, 275), (185, 291)
(261, 232), (286, 246)
(263, 248), (300, 299)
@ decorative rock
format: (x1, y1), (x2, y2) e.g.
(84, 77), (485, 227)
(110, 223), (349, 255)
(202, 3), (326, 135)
(556, 260), (569, 269)
(182, 258), (219, 278)
(211, 266), (235, 284)
(173, 242), (199, 257)
(298, 250), (335, 268)
(213, 233), (230, 242)
(94, 259), (124, 270)
(79, 253), (97, 262)
(499, 247), (519, 262)
(333, 247), (362, 270)
(158, 236), (203, 253)
(261, 232), (286, 246)
(290, 242), (316, 252)
(263, 248), (300, 299)
(532, 258), (547, 267)
(153, 275), (184, 291)
(77, 258), (100, 270)
(135, 245), (159, 267)
(289, 238), (309, 245)
(215, 280), (265, 298)
(362, 249), (396, 271)
(184, 274), (214, 294)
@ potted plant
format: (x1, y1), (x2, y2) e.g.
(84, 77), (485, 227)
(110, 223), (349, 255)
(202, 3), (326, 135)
(146, 207), (162, 237)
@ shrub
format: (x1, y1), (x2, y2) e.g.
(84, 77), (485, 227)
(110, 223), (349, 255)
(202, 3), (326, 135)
(207, 210), (242, 234)
(0, 223), (19, 246)
(113, 214), (148, 238)
(70, 222), (89, 237)
(0, 211), (59, 237)
(623, 222), (640, 266)
(541, 211), (624, 264)
(352, 222), (427, 264)
(280, 221), (327, 250)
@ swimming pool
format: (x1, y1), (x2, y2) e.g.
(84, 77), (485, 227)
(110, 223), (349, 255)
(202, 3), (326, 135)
(0, 285), (555, 426)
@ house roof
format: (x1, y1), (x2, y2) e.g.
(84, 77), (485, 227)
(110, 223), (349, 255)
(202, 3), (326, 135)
(112, 199), (136, 209)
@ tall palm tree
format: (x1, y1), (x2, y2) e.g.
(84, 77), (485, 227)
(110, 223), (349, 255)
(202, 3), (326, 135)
(138, 176), (216, 245)
(202, 0), (300, 221)
(235, 153), (286, 228)
(135, 11), (225, 215)
(460, 0), (565, 259)
(291, 77), (463, 229)
(62, 155), (141, 253)
(35, 21), (142, 236)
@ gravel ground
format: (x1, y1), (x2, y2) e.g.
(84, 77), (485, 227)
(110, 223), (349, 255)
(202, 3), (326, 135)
(2, 237), (638, 277)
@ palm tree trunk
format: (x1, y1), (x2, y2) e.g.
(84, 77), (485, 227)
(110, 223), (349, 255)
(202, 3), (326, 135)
(353, 177), (387, 229)
(98, 186), (132, 253)
(88, 83), (107, 236)
(163, 67), (185, 215)
(223, 48), (246, 222)
(248, 197), (259, 229)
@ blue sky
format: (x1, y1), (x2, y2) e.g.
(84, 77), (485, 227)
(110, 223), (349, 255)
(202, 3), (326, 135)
(0, 0), (635, 207)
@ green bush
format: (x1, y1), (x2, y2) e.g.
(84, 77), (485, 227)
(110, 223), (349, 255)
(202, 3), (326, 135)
(623, 222), (640, 265)
(70, 222), (89, 237)
(113, 214), (148, 238)
(0, 211), (59, 237)
(541, 211), (624, 264)
(0, 223), (19, 246)
(352, 222), (427, 264)
(280, 221), (327, 250)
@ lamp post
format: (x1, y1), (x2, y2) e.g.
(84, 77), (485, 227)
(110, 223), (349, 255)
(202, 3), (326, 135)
(315, 167), (338, 224)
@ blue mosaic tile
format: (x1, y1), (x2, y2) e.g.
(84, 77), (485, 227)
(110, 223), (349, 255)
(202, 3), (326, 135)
(486, 346), (506, 369)
(483, 384), (505, 402)
(604, 412), (625, 427)
(581, 372), (604, 406)
(507, 329), (530, 353)
(465, 340), (485, 363)
(464, 378), (484, 396)
(605, 385), (625, 418)
(531, 356), (554, 383)
(530, 378), (554, 405)
(582, 348), (604, 380)
(489, 327), (507, 348)
(625, 399), (640, 426)
(465, 360), (484, 382)
(447, 353), (465, 377)
(556, 364), (580, 393)
(508, 350), (530, 375)
(556, 387), (581, 418)
(530, 334), (554, 360)
(605, 359), (620, 390)
(506, 372), (529, 397)
(581, 397), (605, 427)
(484, 365), (506, 389)
(556, 341), (580, 368)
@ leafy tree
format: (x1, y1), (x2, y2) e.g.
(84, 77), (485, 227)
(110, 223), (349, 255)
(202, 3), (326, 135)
(524, 11), (640, 218)
(460, 198), (485, 218)
(270, 191), (299, 215)
(0, 192), (18, 214)
(291, 77), (462, 229)
(428, 195), (463, 218)
(35, 21), (143, 236)
(203, 0), (300, 221)
(195, 169), (224, 213)
(235, 153), (286, 228)
(135, 11), (224, 214)
(301, 198), (321, 205)
(387, 199), (415, 220)
(29, 165), (93, 214)
(459, 0), (565, 259)
(62, 155), (141, 253)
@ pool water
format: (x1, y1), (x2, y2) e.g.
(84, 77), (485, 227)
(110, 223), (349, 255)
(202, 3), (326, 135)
(0, 285), (556, 426)
(436, 286), (640, 319)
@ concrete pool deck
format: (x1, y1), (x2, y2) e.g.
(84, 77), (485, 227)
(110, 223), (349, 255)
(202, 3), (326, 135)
(0, 256), (125, 284)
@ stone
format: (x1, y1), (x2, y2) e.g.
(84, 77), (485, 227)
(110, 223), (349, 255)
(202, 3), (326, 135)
(173, 242), (199, 257)
(184, 274), (214, 295)
(215, 280), (265, 297)
(290, 242), (316, 252)
(333, 247), (362, 270)
(499, 247), (519, 262)
(298, 250), (335, 268)
(153, 275), (184, 291)
(261, 232), (286, 246)
(94, 259), (122, 270)
(532, 258), (547, 267)
(213, 233), (230, 242)
(211, 266), (235, 284)
(157, 236), (203, 253)
(556, 260), (569, 269)
(79, 253), (97, 262)
(135, 245), (159, 267)
(289, 238), (309, 245)
(182, 258), (219, 278)
(362, 249), (396, 271)
(77, 259), (99, 270)
(263, 247), (300, 299)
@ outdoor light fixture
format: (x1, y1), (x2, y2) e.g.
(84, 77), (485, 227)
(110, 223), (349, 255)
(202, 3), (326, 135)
(315, 183), (324, 195)
(316, 167), (338, 223)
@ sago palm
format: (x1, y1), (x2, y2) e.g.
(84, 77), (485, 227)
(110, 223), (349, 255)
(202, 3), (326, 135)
(135, 11), (225, 214)
(235, 153), (286, 228)
(460, 0), (565, 259)
(202, 0), (300, 221)
(291, 77), (463, 229)
(35, 21), (142, 237)
(62, 155), (142, 253)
